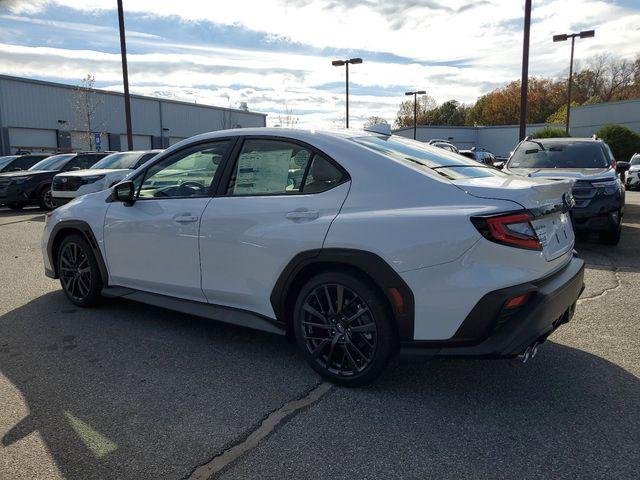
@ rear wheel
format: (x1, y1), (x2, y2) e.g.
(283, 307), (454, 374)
(57, 234), (102, 307)
(38, 186), (56, 211)
(293, 271), (395, 387)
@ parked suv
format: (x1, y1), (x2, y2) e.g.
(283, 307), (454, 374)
(0, 154), (50, 174)
(43, 129), (584, 386)
(0, 152), (110, 210)
(504, 137), (625, 245)
(52, 150), (161, 205)
(626, 153), (640, 190)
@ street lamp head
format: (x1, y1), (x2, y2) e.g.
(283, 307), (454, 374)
(332, 60), (346, 66)
(553, 34), (568, 42)
(579, 30), (595, 38)
(348, 57), (363, 64)
(416, 90), (426, 95)
(405, 91), (413, 96)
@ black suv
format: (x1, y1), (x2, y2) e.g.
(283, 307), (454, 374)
(504, 137), (627, 245)
(0, 154), (50, 173)
(0, 152), (109, 210)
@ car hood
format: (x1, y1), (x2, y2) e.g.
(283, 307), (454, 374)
(56, 168), (129, 177)
(505, 167), (614, 180)
(0, 169), (57, 178)
(451, 174), (574, 211)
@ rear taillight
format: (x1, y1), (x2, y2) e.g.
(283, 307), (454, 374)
(471, 212), (542, 251)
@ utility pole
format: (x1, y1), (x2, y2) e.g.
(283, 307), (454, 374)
(117, 0), (134, 151)
(405, 90), (426, 140)
(519, 0), (532, 141)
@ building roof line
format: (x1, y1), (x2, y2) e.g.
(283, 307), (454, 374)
(0, 74), (267, 118)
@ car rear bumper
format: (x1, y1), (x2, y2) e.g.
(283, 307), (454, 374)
(400, 256), (585, 358)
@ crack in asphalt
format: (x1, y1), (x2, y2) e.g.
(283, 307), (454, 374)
(577, 267), (622, 303)
(186, 382), (333, 480)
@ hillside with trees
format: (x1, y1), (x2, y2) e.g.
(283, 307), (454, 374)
(395, 53), (640, 128)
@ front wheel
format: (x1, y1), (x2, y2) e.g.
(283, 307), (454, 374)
(57, 234), (103, 306)
(293, 271), (396, 387)
(38, 186), (56, 211)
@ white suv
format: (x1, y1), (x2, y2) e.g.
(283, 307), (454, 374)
(42, 128), (584, 386)
(51, 150), (162, 205)
(626, 153), (640, 190)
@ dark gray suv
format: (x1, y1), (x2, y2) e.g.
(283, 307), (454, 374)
(504, 137), (626, 245)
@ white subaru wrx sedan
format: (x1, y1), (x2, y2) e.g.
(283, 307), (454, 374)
(42, 128), (584, 386)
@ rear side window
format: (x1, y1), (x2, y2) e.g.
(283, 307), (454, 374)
(353, 135), (504, 180)
(67, 154), (104, 170)
(226, 139), (346, 196)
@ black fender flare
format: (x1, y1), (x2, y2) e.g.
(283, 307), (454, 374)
(47, 220), (109, 285)
(270, 248), (415, 341)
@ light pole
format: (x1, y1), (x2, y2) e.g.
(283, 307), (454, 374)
(553, 29), (595, 135)
(332, 57), (362, 128)
(117, 0), (134, 151)
(405, 90), (426, 140)
(519, 0), (532, 142)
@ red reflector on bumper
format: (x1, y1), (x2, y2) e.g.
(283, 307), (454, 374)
(505, 294), (530, 309)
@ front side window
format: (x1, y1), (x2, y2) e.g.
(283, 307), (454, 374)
(353, 135), (504, 180)
(138, 141), (230, 199)
(509, 140), (609, 169)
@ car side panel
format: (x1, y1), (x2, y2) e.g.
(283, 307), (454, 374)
(199, 182), (350, 318)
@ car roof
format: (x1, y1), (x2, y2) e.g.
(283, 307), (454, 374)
(176, 127), (379, 143)
(529, 137), (602, 143)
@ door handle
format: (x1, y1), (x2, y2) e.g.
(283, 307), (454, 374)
(286, 209), (319, 220)
(174, 214), (199, 223)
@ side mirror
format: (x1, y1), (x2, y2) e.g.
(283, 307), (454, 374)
(70, 166), (82, 171)
(616, 161), (630, 173)
(114, 180), (135, 205)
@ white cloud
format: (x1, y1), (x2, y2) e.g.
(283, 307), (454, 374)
(0, 0), (638, 128)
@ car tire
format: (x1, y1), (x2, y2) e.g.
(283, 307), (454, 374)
(37, 186), (56, 211)
(57, 234), (103, 307)
(6, 203), (24, 210)
(293, 271), (396, 387)
(599, 213), (622, 245)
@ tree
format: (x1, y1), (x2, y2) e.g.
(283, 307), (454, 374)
(423, 100), (469, 126)
(531, 127), (569, 139)
(394, 94), (436, 128)
(72, 74), (104, 150)
(596, 124), (640, 162)
(545, 101), (579, 125)
(275, 104), (299, 128)
(363, 116), (388, 128)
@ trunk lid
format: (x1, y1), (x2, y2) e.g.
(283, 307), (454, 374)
(452, 175), (575, 261)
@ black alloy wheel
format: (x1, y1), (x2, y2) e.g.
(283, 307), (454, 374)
(58, 234), (102, 306)
(39, 187), (56, 211)
(294, 271), (395, 386)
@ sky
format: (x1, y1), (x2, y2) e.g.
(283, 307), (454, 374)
(0, 0), (638, 128)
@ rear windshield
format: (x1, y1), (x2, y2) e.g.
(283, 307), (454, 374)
(30, 154), (75, 171)
(510, 140), (609, 169)
(0, 156), (18, 169)
(352, 135), (505, 180)
(91, 152), (145, 170)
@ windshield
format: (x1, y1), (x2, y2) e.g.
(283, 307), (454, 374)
(0, 155), (18, 169)
(29, 154), (75, 171)
(90, 152), (144, 170)
(352, 135), (505, 180)
(510, 141), (609, 169)
(631, 154), (640, 165)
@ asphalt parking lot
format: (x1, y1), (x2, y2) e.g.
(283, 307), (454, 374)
(1, 194), (639, 480)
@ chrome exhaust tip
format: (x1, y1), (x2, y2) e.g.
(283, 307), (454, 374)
(518, 346), (532, 364)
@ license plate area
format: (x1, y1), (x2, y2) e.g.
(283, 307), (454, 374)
(531, 212), (574, 261)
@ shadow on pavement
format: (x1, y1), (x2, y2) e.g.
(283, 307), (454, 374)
(0, 291), (318, 480)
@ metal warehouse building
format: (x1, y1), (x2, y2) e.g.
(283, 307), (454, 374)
(0, 75), (267, 155)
